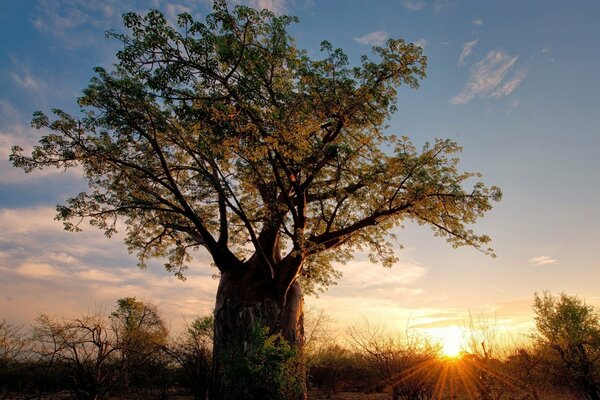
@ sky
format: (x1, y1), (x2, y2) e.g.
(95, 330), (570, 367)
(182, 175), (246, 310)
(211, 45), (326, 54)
(1, 0), (599, 348)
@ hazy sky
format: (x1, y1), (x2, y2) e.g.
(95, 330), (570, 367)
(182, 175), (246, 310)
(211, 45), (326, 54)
(1, 0), (599, 345)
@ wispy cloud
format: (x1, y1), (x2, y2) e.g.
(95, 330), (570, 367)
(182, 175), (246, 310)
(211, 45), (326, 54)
(164, 3), (192, 23)
(0, 115), (84, 185)
(414, 38), (428, 49)
(32, 0), (294, 48)
(244, 0), (288, 14)
(354, 30), (389, 46)
(0, 206), (218, 330)
(433, 0), (451, 12)
(541, 47), (555, 62)
(11, 70), (40, 90)
(328, 258), (428, 305)
(15, 262), (67, 279)
(507, 98), (520, 114)
(472, 18), (484, 26)
(451, 49), (527, 105)
(529, 256), (558, 266)
(402, 0), (426, 11)
(458, 39), (477, 66)
(8, 55), (46, 94)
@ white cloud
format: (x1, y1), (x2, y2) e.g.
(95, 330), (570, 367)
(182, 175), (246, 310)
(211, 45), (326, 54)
(433, 0), (451, 12)
(451, 49), (527, 105)
(164, 3), (192, 23)
(11, 70), (39, 90)
(492, 65), (527, 99)
(328, 258), (428, 305)
(402, 0), (426, 11)
(8, 56), (47, 95)
(414, 38), (428, 49)
(31, 0), (190, 47)
(245, 0), (288, 14)
(15, 262), (67, 279)
(354, 31), (389, 46)
(541, 47), (554, 62)
(0, 206), (218, 332)
(458, 39), (477, 66)
(529, 256), (558, 266)
(31, 0), (294, 48)
(472, 18), (484, 26)
(507, 98), (520, 114)
(0, 119), (85, 184)
(33, 0), (98, 39)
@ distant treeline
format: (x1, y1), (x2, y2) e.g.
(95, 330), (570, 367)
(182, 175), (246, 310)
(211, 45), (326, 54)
(1, 292), (600, 400)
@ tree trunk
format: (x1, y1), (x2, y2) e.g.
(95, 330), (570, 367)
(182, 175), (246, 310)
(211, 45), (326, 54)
(211, 264), (305, 400)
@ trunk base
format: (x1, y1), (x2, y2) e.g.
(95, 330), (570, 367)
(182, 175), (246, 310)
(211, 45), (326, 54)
(211, 268), (306, 400)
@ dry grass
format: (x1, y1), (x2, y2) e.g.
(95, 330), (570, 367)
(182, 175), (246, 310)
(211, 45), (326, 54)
(309, 392), (388, 400)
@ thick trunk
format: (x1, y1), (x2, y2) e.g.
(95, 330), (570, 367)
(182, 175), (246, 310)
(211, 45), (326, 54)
(211, 265), (305, 400)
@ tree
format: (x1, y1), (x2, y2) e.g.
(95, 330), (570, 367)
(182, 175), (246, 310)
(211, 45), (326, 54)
(0, 320), (31, 399)
(0, 320), (29, 367)
(109, 297), (169, 394)
(32, 313), (121, 400)
(533, 292), (600, 400)
(164, 315), (214, 400)
(10, 1), (501, 398)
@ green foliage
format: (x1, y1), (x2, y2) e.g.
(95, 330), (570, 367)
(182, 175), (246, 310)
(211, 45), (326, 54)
(187, 314), (214, 345)
(109, 297), (170, 396)
(221, 325), (304, 400)
(110, 297), (168, 348)
(534, 292), (600, 349)
(10, 1), (500, 296)
(533, 292), (600, 398)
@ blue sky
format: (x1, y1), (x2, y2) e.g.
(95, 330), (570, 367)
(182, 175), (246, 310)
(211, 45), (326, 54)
(1, 0), (599, 342)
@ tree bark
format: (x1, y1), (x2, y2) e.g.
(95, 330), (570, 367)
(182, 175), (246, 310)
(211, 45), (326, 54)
(211, 264), (305, 400)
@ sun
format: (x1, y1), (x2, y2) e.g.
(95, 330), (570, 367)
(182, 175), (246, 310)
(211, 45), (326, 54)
(425, 326), (464, 358)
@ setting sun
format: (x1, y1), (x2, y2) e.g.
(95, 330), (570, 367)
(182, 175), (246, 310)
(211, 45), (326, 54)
(425, 326), (464, 358)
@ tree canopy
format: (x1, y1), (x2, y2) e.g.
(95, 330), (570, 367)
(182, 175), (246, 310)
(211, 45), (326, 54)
(11, 1), (501, 296)
(533, 292), (600, 398)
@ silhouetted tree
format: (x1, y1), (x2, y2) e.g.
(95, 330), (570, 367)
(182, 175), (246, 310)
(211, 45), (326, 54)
(0, 320), (31, 399)
(533, 292), (600, 400)
(164, 315), (214, 400)
(11, 1), (501, 397)
(32, 313), (120, 400)
(346, 321), (439, 399)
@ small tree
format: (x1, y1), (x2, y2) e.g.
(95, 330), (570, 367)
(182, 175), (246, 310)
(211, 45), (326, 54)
(32, 314), (120, 400)
(0, 320), (31, 399)
(164, 315), (214, 400)
(533, 292), (600, 400)
(304, 307), (334, 358)
(0, 320), (30, 366)
(110, 297), (169, 395)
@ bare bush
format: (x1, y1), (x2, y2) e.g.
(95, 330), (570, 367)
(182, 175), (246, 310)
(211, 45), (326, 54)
(163, 315), (213, 400)
(0, 320), (32, 399)
(346, 321), (439, 400)
(32, 313), (121, 400)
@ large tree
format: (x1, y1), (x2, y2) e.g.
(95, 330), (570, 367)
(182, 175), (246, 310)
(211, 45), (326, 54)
(11, 1), (501, 398)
